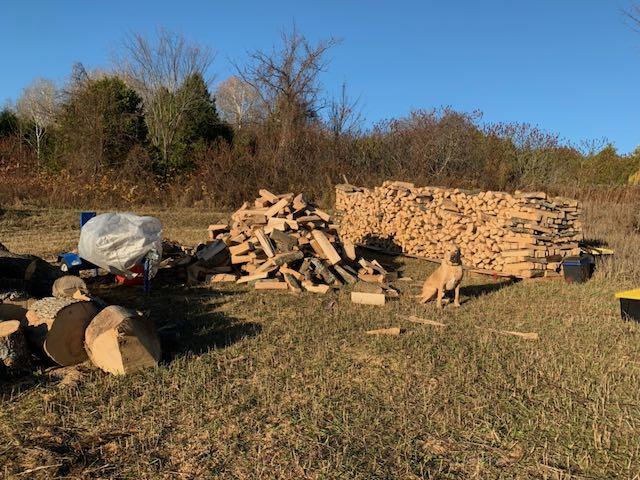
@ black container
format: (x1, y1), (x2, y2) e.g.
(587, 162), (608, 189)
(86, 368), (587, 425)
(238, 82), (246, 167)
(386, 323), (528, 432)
(562, 255), (594, 283)
(619, 298), (640, 323)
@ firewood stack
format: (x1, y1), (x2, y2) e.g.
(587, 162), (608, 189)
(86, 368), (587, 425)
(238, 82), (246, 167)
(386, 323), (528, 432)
(205, 190), (396, 297)
(335, 181), (583, 279)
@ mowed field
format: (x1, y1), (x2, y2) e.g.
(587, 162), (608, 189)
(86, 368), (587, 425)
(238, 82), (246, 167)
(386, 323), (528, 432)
(1, 201), (640, 479)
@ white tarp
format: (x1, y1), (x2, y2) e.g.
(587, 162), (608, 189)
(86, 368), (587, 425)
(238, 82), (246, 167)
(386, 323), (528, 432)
(78, 213), (162, 278)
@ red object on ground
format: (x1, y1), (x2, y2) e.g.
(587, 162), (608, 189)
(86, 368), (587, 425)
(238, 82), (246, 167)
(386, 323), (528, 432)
(115, 264), (144, 285)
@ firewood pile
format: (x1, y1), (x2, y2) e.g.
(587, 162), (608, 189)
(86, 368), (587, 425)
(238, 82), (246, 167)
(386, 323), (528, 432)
(335, 181), (583, 279)
(199, 189), (398, 302)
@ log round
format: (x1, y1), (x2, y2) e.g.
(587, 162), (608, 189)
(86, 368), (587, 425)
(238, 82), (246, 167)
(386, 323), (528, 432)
(0, 248), (62, 297)
(25, 297), (100, 366)
(85, 306), (161, 375)
(0, 320), (32, 375)
(52, 275), (89, 299)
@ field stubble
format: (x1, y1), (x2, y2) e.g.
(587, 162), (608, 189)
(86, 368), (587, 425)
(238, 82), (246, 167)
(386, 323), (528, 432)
(0, 199), (639, 478)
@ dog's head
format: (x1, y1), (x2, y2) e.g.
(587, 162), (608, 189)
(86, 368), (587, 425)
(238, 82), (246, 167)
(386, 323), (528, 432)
(444, 244), (462, 266)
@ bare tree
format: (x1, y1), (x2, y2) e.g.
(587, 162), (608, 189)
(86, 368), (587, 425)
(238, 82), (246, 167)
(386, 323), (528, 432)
(327, 82), (363, 139)
(215, 76), (262, 128)
(118, 29), (214, 165)
(236, 27), (339, 149)
(624, 3), (640, 30)
(16, 78), (58, 162)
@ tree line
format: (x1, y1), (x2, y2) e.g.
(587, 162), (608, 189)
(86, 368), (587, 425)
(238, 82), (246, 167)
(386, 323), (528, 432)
(1, 27), (639, 208)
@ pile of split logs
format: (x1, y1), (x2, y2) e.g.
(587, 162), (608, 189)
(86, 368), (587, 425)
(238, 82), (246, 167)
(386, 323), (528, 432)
(194, 190), (400, 304)
(0, 271), (160, 377)
(335, 182), (583, 279)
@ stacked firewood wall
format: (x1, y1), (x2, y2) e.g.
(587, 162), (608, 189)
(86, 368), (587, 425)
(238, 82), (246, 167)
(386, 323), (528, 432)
(335, 181), (583, 278)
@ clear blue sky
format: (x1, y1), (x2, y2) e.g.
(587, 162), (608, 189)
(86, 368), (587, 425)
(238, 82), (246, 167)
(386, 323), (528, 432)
(1, 0), (639, 153)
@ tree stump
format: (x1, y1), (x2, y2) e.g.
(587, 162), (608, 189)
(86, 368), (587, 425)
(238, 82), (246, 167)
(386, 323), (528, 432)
(52, 275), (89, 299)
(85, 306), (161, 375)
(0, 320), (32, 376)
(25, 297), (100, 366)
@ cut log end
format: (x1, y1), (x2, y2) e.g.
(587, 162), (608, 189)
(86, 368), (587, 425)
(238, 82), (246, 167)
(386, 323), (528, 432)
(85, 306), (161, 375)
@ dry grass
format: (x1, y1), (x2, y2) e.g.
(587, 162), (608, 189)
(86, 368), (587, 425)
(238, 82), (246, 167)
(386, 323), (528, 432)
(1, 201), (640, 479)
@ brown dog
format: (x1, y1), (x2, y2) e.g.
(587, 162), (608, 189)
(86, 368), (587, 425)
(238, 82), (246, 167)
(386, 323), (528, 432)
(420, 244), (464, 308)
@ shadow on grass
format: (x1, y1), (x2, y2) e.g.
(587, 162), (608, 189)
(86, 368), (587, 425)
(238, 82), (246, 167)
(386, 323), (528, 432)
(92, 282), (261, 363)
(460, 277), (519, 299)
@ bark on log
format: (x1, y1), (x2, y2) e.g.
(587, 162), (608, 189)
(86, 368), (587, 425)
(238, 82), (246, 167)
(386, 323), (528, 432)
(0, 320), (32, 376)
(0, 249), (62, 297)
(25, 297), (100, 366)
(85, 306), (161, 375)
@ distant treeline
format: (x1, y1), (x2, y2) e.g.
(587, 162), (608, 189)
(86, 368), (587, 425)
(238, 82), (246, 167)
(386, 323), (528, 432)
(1, 28), (638, 208)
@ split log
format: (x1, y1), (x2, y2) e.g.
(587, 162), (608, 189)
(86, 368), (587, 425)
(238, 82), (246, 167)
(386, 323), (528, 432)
(366, 327), (402, 336)
(85, 306), (161, 375)
(52, 275), (88, 299)
(25, 297), (100, 366)
(0, 320), (32, 375)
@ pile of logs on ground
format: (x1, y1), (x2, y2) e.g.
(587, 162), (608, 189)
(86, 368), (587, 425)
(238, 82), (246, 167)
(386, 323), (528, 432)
(198, 189), (399, 303)
(335, 181), (583, 279)
(1, 251), (161, 377)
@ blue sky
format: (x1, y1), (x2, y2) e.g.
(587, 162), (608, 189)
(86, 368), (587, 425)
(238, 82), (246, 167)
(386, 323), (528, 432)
(1, 0), (639, 153)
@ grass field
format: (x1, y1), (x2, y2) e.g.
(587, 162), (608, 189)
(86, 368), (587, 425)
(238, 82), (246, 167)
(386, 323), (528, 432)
(1, 202), (640, 479)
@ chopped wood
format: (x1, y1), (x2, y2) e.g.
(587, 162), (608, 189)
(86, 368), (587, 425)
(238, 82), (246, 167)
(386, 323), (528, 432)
(406, 315), (446, 327)
(311, 230), (342, 265)
(25, 297), (100, 366)
(280, 267), (305, 281)
(229, 242), (251, 256)
(254, 228), (275, 258)
(302, 281), (331, 294)
(269, 230), (298, 252)
(343, 239), (357, 261)
(335, 182), (583, 279)
(333, 265), (357, 284)
(208, 273), (238, 283)
(236, 272), (269, 284)
(366, 327), (402, 336)
(255, 280), (289, 290)
(85, 305), (161, 375)
(283, 273), (303, 293)
(0, 320), (32, 375)
(265, 198), (290, 218)
(479, 327), (539, 341)
(259, 189), (279, 203)
(351, 292), (386, 306)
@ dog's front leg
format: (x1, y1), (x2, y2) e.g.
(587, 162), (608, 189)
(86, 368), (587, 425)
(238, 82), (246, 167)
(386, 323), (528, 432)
(454, 285), (461, 307)
(436, 287), (444, 309)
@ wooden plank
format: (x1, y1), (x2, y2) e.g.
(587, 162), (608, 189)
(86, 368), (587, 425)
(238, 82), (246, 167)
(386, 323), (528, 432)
(259, 189), (279, 203)
(231, 254), (254, 265)
(255, 280), (289, 290)
(405, 315), (446, 327)
(280, 266), (304, 281)
(366, 327), (402, 336)
(334, 265), (357, 284)
(254, 228), (275, 258)
(265, 198), (290, 218)
(343, 239), (357, 261)
(229, 241), (251, 256)
(351, 292), (386, 306)
(208, 273), (238, 283)
(311, 230), (342, 265)
(236, 272), (269, 284)
(302, 281), (330, 294)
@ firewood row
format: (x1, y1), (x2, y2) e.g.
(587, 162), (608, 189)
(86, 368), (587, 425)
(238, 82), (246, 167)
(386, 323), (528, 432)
(335, 181), (583, 279)
(202, 189), (398, 302)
